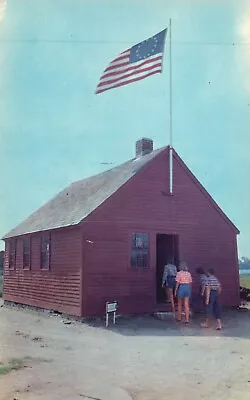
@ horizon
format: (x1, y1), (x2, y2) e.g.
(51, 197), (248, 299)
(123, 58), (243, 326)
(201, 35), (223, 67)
(0, 0), (249, 256)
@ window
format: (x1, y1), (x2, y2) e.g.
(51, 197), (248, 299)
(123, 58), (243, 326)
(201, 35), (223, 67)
(23, 237), (31, 269)
(41, 234), (50, 269)
(9, 239), (16, 269)
(131, 233), (149, 268)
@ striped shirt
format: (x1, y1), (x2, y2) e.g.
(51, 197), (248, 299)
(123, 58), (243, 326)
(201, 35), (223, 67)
(200, 274), (208, 286)
(176, 271), (192, 285)
(162, 263), (177, 285)
(206, 275), (221, 291)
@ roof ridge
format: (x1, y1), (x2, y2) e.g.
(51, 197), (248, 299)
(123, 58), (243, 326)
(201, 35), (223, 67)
(71, 157), (134, 187)
(2, 146), (166, 239)
(71, 146), (167, 186)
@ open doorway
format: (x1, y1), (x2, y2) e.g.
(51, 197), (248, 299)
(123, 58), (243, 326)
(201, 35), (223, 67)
(156, 234), (179, 303)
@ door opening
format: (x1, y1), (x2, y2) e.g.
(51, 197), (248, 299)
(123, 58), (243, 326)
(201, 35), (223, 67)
(156, 234), (179, 303)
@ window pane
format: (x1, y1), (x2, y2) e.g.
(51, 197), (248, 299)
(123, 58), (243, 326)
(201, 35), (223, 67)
(41, 234), (50, 268)
(9, 239), (16, 268)
(131, 250), (138, 267)
(136, 250), (148, 267)
(131, 233), (149, 268)
(41, 237), (49, 252)
(132, 234), (137, 249)
(23, 253), (30, 267)
(142, 233), (149, 249)
(23, 237), (30, 268)
(23, 238), (30, 254)
(132, 233), (149, 250)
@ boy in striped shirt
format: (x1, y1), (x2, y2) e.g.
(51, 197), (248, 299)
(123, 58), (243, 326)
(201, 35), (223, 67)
(201, 268), (222, 330)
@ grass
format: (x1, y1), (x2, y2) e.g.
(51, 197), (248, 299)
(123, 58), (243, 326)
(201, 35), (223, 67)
(240, 274), (250, 289)
(0, 358), (28, 376)
(0, 357), (52, 377)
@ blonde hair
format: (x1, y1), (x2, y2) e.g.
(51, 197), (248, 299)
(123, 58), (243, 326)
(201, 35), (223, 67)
(180, 261), (188, 272)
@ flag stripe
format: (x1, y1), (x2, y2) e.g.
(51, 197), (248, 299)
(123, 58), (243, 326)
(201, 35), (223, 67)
(104, 60), (130, 73)
(108, 55), (130, 67)
(96, 69), (161, 94)
(110, 49), (130, 61)
(101, 55), (163, 80)
(104, 51), (130, 71)
(115, 49), (130, 58)
(104, 52), (162, 74)
(98, 65), (162, 91)
(104, 57), (130, 72)
(97, 62), (162, 88)
(97, 66), (162, 92)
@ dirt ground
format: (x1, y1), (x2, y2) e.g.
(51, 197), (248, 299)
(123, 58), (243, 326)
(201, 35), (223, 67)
(0, 300), (250, 400)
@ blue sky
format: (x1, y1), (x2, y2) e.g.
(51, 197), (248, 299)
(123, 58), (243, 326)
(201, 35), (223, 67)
(0, 0), (249, 256)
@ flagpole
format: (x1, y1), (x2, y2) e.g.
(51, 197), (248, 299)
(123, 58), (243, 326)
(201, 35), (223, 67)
(169, 18), (173, 194)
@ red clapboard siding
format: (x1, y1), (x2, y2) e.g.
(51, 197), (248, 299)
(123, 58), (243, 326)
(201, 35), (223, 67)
(4, 227), (82, 316)
(81, 148), (239, 317)
(3, 147), (239, 318)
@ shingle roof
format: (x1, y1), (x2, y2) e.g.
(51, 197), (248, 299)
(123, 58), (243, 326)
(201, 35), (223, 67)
(3, 147), (166, 239)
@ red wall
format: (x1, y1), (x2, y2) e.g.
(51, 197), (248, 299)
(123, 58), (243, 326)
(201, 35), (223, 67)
(82, 149), (240, 317)
(3, 227), (82, 316)
(3, 149), (240, 318)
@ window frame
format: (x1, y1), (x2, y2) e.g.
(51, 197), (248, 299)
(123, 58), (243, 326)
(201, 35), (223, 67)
(130, 233), (150, 269)
(40, 233), (51, 270)
(23, 236), (31, 270)
(8, 239), (16, 270)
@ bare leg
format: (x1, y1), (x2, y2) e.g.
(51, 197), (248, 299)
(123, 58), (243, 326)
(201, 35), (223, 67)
(214, 295), (222, 330)
(201, 318), (210, 328)
(167, 288), (175, 316)
(164, 287), (169, 303)
(201, 297), (211, 328)
(184, 297), (190, 323)
(177, 298), (182, 321)
(216, 319), (222, 330)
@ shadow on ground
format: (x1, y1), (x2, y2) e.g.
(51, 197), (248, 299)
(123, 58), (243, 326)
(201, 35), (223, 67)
(85, 310), (250, 339)
(2, 300), (250, 340)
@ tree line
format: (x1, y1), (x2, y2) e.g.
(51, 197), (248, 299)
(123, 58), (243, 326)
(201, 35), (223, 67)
(239, 257), (250, 270)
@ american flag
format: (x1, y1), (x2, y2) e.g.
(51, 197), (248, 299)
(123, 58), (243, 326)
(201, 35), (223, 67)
(96, 29), (167, 94)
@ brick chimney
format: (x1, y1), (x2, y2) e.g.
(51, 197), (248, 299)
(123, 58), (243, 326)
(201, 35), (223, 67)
(135, 138), (153, 157)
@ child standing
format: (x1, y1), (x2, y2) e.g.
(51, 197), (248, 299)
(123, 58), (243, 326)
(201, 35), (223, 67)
(162, 259), (177, 317)
(202, 268), (222, 330)
(174, 262), (192, 324)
